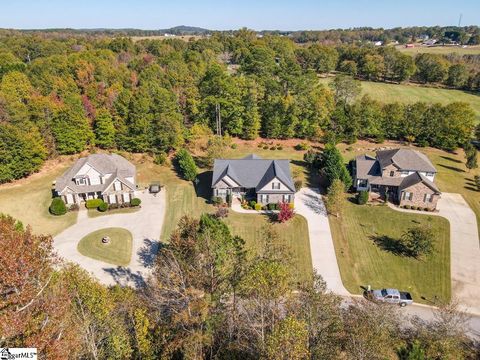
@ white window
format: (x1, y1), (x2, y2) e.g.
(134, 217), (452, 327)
(424, 193), (433, 203)
(283, 194), (291, 203)
(109, 194), (117, 204)
(65, 194), (74, 204)
(122, 193), (130, 203)
(389, 171), (395, 177)
(271, 182), (281, 190)
(404, 191), (413, 201)
(261, 194), (269, 204)
(76, 177), (87, 185)
(425, 172), (435, 177)
(114, 181), (122, 191)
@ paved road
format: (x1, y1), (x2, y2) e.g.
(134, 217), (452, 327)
(54, 190), (166, 287)
(295, 188), (349, 296)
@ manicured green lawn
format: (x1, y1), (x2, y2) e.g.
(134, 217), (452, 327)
(134, 156), (313, 283)
(0, 161), (78, 235)
(77, 227), (133, 266)
(396, 44), (480, 56)
(319, 77), (480, 122)
(329, 199), (451, 305)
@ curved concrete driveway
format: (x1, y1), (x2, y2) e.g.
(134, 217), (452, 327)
(54, 190), (166, 287)
(295, 188), (349, 295)
(437, 193), (480, 315)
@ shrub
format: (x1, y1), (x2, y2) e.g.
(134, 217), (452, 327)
(294, 142), (310, 151)
(154, 152), (168, 165)
(289, 202), (294, 210)
(255, 203), (263, 211)
(277, 202), (295, 223)
(109, 203), (119, 210)
(277, 145), (283, 150)
(263, 145), (269, 150)
(98, 202), (108, 212)
(211, 196), (223, 205)
(404, 205), (411, 210)
(86, 198), (104, 209)
(424, 207), (430, 212)
(400, 225), (435, 258)
(357, 190), (369, 205)
(294, 179), (303, 191)
(49, 197), (67, 216)
(267, 203), (278, 211)
(130, 198), (141, 207)
(176, 149), (197, 181)
(249, 200), (257, 208)
(215, 206), (229, 218)
(269, 146), (276, 150)
(69, 203), (79, 212)
(230, 143), (237, 149)
(226, 194), (232, 207)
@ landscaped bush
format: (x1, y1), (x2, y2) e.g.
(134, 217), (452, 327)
(357, 190), (369, 205)
(263, 145), (269, 150)
(212, 196), (223, 205)
(249, 200), (257, 208)
(294, 179), (303, 191)
(69, 203), (79, 212)
(294, 142), (310, 151)
(267, 203), (279, 211)
(277, 145), (283, 150)
(270, 146), (276, 150)
(230, 143), (237, 149)
(130, 198), (141, 207)
(255, 203), (263, 211)
(98, 202), (108, 212)
(277, 202), (295, 223)
(288, 202), (295, 210)
(86, 198), (104, 209)
(49, 197), (67, 216)
(424, 207), (430, 212)
(404, 205), (411, 210)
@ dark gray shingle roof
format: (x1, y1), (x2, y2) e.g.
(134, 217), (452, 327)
(212, 154), (295, 192)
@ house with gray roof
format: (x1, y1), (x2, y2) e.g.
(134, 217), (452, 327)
(211, 154), (295, 205)
(54, 154), (136, 205)
(353, 148), (441, 209)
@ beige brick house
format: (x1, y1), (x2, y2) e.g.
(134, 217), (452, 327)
(211, 154), (295, 205)
(353, 149), (441, 209)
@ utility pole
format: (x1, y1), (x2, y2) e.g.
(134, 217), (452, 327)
(215, 103), (222, 136)
(458, 13), (463, 27)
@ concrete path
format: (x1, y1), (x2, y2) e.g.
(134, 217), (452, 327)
(389, 193), (480, 315)
(295, 188), (349, 295)
(54, 190), (166, 287)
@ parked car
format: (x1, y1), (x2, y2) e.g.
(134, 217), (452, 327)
(149, 183), (162, 194)
(366, 288), (413, 307)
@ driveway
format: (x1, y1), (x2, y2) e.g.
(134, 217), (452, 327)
(437, 193), (480, 315)
(295, 188), (349, 295)
(54, 190), (166, 287)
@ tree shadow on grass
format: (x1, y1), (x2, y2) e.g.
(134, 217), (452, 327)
(290, 159), (325, 191)
(438, 164), (465, 173)
(370, 235), (410, 257)
(195, 171), (213, 204)
(439, 155), (462, 164)
(138, 238), (162, 268)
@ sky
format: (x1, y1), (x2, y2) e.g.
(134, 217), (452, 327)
(1, 0), (479, 31)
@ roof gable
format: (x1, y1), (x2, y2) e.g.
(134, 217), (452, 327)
(376, 149), (436, 173)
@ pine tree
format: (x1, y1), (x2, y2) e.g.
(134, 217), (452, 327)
(94, 108), (116, 149)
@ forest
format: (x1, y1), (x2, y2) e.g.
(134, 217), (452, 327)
(1, 213), (478, 359)
(0, 29), (478, 183)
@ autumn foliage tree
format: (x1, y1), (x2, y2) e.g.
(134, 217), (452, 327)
(277, 201), (295, 223)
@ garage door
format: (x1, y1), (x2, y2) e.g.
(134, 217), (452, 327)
(109, 194), (117, 204)
(122, 193), (130, 203)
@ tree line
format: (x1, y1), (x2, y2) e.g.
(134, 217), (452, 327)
(0, 32), (476, 183)
(2, 213), (478, 359)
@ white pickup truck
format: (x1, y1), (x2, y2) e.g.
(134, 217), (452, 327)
(366, 288), (413, 307)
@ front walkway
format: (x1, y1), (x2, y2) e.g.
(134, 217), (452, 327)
(53, 190), (166, 287)
(389, 193), (480, 315)
(294, 188), (349, 295)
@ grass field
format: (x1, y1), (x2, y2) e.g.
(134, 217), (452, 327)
(133, 151), (314, 283)
(319, 78), (480, 122)
(87, 207), (140, 218)
(329, 199), (451, 305)
(396, 44), (480, 55)
(77, 227), (133, 266)
(0, 160), (78, 236)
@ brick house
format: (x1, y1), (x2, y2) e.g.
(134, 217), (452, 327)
(211, 154), (295, 205)
(54, 154), (136, 205)
(353, 149), (441, 209)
